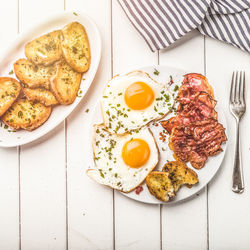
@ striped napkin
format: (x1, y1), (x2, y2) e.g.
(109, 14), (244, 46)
(118, 0), (250, 52)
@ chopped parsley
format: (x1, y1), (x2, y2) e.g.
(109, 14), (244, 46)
(153, 68), (160, 75)
(98, 169), (104, 178)
(8, 70), (13, 75)
(73, 12), (78, 16)
(174, 85), (179, 92)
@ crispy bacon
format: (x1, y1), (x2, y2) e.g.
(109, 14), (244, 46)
(161, 73), (226, 169)
(169, 119), (227, 169)
(177, 73), (214, 103)
(161, 92), (217, 134)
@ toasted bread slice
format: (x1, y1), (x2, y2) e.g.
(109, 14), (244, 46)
(50, 60), (82, 105)
(23, 87), (58, 106)
(0, 77), (21, 116)
(14, 59), (56, 89)
(25, 30), (62, 66)
(162, 161), (198, 192)
(61, 22), (90, 73)
(146, 171), (175, 202)
(2, 99), (51, 131)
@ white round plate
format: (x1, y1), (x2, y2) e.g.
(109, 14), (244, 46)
(0, 11), (101, 147)
(89, 65), (227, 204)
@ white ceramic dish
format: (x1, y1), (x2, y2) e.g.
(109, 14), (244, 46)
(89, 65), (227, 204)
(0, 11), (101, 147)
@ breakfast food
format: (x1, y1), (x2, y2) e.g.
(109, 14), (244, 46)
(22, 87), (58, 106)
(14, 59), (56, 89)
(161, 73), (227, 169)
(146, 161), (198, 202)
(0, 22), (91, 132)
(161, 92), (218, 134)
(178, 73), (214, 101)
(169, 119), (227, 169)
(146, 171), (175, 202)
(162, 161), (198, 192)
(101, 71), (174, 134)
(2, 99), (51, 131)
(50, 60), (82, 105)
(61, 22), (91, 73)
(88, 70), (226, 203)
(0, 77), (21, 116)
(87, 124), (159, 192)
(25, 30), (63, 66)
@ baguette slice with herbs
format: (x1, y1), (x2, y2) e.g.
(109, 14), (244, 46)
(146, 171), (176, 202)
(0, 77), (21, 116)
(50, 60), (82, 105)
(61, 22), (90, 73)
(162, 161), (198, 192)
(25, 30), (63, 66)
(23, 87), (58, 106)
(14, 59), (56, 89)
(2, 99), (51, 131)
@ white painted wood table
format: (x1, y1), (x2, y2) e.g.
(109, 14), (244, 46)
(0, 1), (249, 249)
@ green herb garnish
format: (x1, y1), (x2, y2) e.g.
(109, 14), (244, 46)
(174, 85), (179, 92)
(153, 68), (159, 75)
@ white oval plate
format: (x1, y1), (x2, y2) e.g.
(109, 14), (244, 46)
(0, 11), (101, 147)
(89, 66), (227, 204)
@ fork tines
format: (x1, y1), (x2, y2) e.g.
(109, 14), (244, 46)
(230, 71), (246, 106)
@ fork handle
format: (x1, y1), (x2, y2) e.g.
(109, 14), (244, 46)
(232, 120), (244, 193)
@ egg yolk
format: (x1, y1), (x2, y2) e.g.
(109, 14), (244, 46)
(124, 82), (154, 110)
(122, 138), (150, 168)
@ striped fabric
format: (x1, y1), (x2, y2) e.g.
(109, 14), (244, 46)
(118, 0), (250, 52)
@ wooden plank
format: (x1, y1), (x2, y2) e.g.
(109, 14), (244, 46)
(159, 31), (207, 250)
(65, 0), (114, 249)
(112, 1), (161, 249)
(206, 38), (250, 250)
(0, 1), (19, 249)
(19, 0), (67, 249)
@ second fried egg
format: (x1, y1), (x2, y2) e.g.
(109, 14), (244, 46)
(101, 71), (174, 134)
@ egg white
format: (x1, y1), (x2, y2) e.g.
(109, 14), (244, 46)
(101, 71), (175, 134)
(87, 124), (159, 192)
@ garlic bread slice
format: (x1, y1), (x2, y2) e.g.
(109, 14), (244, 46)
(61, 22), (90, 73)
(50, 60), (82, 105)
(25, 30), (63, 66)
(2, 99), (51, 131)
(0, 77), (21, 116)
(162, 161), (198, 192)
(23, 87), (58, 106)
(14, 59), (56, 89)
(146, 171), (175, 202)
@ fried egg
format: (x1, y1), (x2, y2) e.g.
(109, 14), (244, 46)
(101, 71), (174, 134)
(87, 124), (159, 192)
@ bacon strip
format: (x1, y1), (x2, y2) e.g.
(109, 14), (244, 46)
(162, 92), (217, 134)
(169, 119), (227, 169)
(161, 73), (226, 169)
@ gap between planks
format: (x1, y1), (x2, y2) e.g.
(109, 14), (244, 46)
(111, 1), (116, 249)
(204, 35), (210, 250)
(17, 1), (21, 249)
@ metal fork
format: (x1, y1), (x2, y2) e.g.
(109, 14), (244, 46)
(230, 71), (246, 194)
